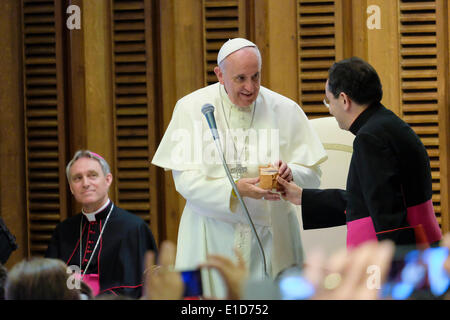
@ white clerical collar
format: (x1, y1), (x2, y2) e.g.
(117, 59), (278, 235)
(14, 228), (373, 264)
(219, 84), (255, 113)
(82, 199), (111, 222)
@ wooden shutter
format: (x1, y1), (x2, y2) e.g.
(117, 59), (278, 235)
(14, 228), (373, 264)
(111, 0), (159, 234)
(398, 0), (444, 226)
(21, 0), (68, 256)
(297, 0), (343, 119)
(203, 0), (247, 85)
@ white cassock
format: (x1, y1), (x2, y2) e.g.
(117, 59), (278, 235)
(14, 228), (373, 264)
(152, 82), (327, 298)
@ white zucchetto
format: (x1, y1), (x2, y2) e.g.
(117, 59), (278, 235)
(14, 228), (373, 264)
(217, 38), (257, 65)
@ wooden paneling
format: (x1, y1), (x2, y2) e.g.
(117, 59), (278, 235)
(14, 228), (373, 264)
(157, 0), (180, 244)
(366, 0), (401, 116)
(66, 0), (87, 161)
(0, 0), (27, 268)
(254, 0), (298, 101)
(110, 0), (160, 240)
(398, 0), (447, 229)
(351, 0), (369, 60)
(157, 0), (205, 244)
(297, 0), (347, 119)
(435, 0), (449, 232)
(446, 0), (450, 233)
(82, 0), (114, 165)
(21, 0), (68, 256)
(203, 0), (248, 85)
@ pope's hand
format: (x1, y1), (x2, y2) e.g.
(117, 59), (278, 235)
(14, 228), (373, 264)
(275, 160), (293, 182)
(236, 177), (280, 201)
(277, 176), (302, 205)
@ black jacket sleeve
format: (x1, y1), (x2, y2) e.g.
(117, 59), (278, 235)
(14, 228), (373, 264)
(301, 188), (347, 229)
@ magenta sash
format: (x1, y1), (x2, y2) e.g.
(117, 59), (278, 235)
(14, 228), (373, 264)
(347, 216), (377, 249)
(346, 199), (442, 249)
(406, 199), (441, 244)
(83, 274), (100, 296)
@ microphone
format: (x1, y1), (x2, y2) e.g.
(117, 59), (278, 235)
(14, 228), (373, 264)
(201, 103), (219, 140)
(201, 104), (269, 279)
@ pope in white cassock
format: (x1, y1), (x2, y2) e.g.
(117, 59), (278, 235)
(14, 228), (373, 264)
(151, 38), (327, 298)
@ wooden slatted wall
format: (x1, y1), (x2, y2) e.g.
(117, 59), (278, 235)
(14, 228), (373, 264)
(297, 0), (342, 119)
(111, 0), (159, 229)
(398, 0), (443, 226)
(203, 0), (247, 85)
(21, 0), (68, 256)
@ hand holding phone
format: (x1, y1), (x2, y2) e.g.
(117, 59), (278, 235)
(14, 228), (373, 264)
(144, 241), (184, 300)
(381, 246), (450, 299)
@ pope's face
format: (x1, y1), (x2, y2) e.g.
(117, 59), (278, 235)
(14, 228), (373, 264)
(68, 157), (112, 212)
(215, 47), (261, 108)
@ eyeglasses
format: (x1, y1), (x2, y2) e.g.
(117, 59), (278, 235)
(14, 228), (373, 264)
(323, 98), (330, 109)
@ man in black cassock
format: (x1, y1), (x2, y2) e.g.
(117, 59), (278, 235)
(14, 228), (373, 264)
(278, 57), (442, 249)
(46, 150), (157, 298)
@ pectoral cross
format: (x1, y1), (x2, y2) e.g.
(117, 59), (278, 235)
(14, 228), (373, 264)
(230, 163), (247, 180)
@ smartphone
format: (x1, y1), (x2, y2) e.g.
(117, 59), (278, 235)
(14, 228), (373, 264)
(181, 269), (203, 298)
(380, 246), (450, 299)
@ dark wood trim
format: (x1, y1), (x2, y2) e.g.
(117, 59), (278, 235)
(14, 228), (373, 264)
(144, 0), (161, 243)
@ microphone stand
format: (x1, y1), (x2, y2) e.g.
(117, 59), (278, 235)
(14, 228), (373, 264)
(212, 138), (270, 279)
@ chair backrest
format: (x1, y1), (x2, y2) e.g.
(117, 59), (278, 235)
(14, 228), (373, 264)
(297, 117), (354, 258)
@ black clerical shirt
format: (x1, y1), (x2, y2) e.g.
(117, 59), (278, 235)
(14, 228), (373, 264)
(46, 201), (157, 298)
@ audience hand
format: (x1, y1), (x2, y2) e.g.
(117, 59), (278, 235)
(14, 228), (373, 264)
(143, 234), (448, 301)
(200, 248), (248, 300)
(303, 241), (394, 300)
(143, 241), (183, 300)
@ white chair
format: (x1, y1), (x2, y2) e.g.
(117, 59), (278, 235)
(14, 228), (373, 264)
(297, 117), (354, 258)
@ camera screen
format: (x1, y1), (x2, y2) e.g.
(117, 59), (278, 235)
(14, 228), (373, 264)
(279, 275), (315, 300)
(276, 266), (315, 300)
(181, 269), (203, 298)
(380, 246), (449, 299)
